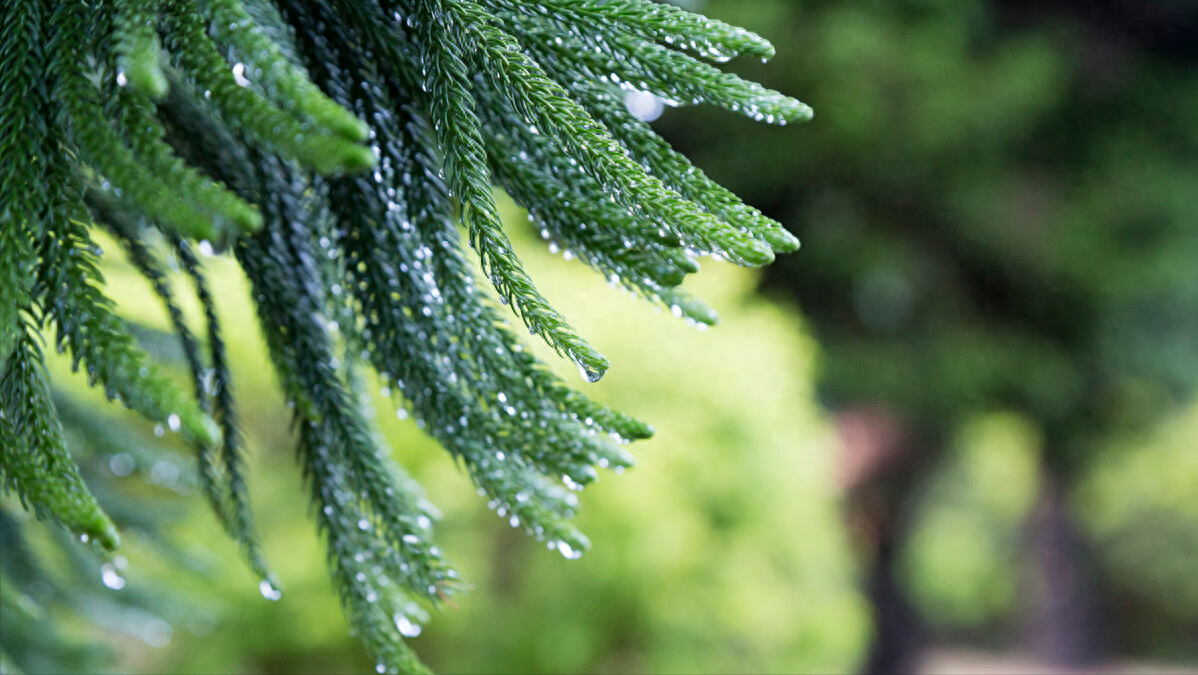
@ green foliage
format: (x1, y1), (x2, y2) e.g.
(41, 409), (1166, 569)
(0, 0), (806, 671)
(666, 0), (1198, 466)
(664, 0), (1198, 655)
(1, 335), (119, 550)
(1075, 409), (1198, 620)
(899, 415), (1042, 629)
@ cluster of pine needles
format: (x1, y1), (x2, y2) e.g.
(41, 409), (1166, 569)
(0, 0), (808, 670)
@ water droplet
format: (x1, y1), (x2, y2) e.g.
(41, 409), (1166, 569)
(557, 542), (583, 560)
(259, 579), (282, 601)
(141, 618), (173, 647)
(394, 614), (422, 637)
(232, 62), (251, 87)
(101, 563), (126, 590)
(577, 364), (603, 383)
(109, 452), (135, 476)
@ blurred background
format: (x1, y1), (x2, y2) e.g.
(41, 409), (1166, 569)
(5, 0), (1198, 673)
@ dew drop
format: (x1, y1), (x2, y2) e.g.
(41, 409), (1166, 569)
(101, 563), (126, 590)
(259, 579), (282, 601)
(577, 364), (603, 383)
(232, 62), (251, 87)
(394, 614), (422, 637)
(557, 542), (583, 560)
(142, 618), (173, 647)
(109, 452), (135, 476)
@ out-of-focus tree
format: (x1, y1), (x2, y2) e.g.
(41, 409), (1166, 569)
(658, 0), (1198, 670)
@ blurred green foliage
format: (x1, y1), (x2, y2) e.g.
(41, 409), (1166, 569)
(895, 405), (1198, 655)
(659, 0), (1198, 661)
(663, 0), (1198, 463)
(0, 387), (208, 674)
(1076, 408), (1198, 627)
(899, 414), (1042, 630)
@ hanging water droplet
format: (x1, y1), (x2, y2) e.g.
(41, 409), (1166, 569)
(577, 363), (603, 383)
(394, 614), (422, 637)
(101, 563), (126, 590)
(557, 541), (583, 560)
(259, 579), (282, 601)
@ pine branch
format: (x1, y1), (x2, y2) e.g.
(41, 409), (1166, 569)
(0, 1), (807, 670)
(0, 330), (120, 550)
(113, 0), (168, 97)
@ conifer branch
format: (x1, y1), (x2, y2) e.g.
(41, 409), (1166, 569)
(1, 330), (120, 550)
(1, 1), (807, 670)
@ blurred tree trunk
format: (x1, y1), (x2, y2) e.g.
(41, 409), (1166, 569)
(837, 408), (937, 674)
(861, 522), (925, 675)
(1021, 465), (1103, 668)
